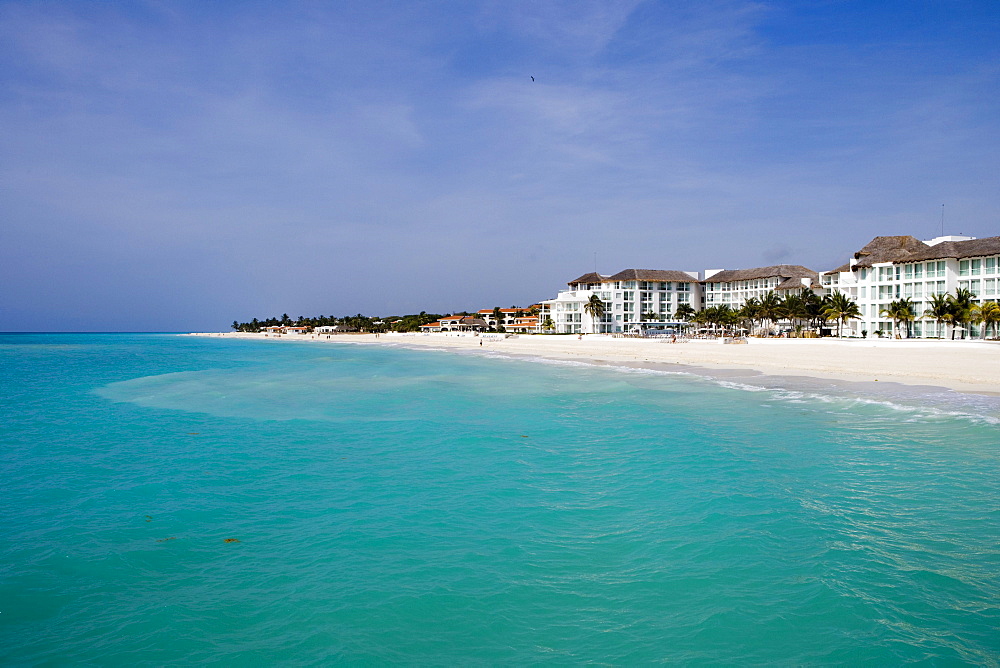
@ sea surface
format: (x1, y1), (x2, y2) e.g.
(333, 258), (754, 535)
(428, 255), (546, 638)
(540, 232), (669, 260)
(2, 333), (999, 665)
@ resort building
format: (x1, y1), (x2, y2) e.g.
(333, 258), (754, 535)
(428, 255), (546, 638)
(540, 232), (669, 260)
(702, 265), (820, 307)
(476, 307), (541, 331)
(419, 315), (488, 332)
(822, 235), (1000, 338)
(540, 269), (701, 334)
(538, 234), (999, 338)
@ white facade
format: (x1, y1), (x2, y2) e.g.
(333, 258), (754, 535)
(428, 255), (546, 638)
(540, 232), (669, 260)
(702, 265), (819, 308)
(538, 234), (1000, 339)
(541, 269), (700, 334)
(822, 235), (1000, 338)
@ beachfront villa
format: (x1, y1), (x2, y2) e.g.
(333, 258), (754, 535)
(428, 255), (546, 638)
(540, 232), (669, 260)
(540, 234), (1000, 337)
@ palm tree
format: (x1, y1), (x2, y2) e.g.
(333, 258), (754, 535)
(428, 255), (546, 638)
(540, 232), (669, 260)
(972, 301), (1000, 340)
(823, 291), (861, 337)
(583, 294), (606, 333)
(948, 287), (977, 339)
(542, 316), (555, 332)
(781, 293), (806, 334)
(674, 303), (696, 321)
(923, 293), (952, 338)
(881, 298), (916, 338)
(740, 297), (761, 335)
(757, 291), (783, 336)
(491, 306), (504, 332)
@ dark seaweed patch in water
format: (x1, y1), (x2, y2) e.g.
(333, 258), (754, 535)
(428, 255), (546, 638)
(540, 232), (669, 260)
(223, 538), (240, 543)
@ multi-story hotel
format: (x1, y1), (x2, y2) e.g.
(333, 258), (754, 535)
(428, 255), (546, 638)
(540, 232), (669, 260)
(541, 269), (701, 334)
(702, 265), (820, 308)
(821, 235), (1000, 337)
(541, 234), (1000, 337)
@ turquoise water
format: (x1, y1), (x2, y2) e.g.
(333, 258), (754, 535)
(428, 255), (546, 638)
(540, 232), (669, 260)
(2, 333), (999, 665)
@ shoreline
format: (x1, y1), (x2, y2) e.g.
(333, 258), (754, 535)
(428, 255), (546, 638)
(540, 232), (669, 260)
(189, 332), (1000, 398)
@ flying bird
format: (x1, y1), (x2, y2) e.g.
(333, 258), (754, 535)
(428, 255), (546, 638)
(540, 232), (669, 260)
(531, 76), (534, 82)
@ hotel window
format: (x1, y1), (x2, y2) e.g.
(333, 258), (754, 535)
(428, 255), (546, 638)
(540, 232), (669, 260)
(678, 293), (690, 303)
(860, 287), (867, 298)
(971, 259), (982, 275)
(902, 283), (913, 298)
(984, 278), (996, 296)
(912, 283), (923, 298)
(913, 264), (922, 278)
(970, 280), (981, 296)
(960, 260), (970, 276)
(659, 282), (668, 290)
(623, 281), (636, 289)
(986, 257), (997, 274)
(904, 264), (913, 279)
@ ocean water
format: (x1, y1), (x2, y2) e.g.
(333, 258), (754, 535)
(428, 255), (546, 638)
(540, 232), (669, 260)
(2, 333), (999, 665)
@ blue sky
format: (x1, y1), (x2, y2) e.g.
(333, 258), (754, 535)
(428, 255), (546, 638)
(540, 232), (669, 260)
(2, 0), (998, 331)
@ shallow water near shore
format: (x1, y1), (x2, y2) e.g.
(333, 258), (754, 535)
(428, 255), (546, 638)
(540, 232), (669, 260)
(2, 333), (999, 664)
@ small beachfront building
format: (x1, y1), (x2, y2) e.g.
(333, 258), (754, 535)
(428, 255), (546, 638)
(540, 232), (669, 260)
(540, 269), (701, 334)
(822, 235), (1000, 338)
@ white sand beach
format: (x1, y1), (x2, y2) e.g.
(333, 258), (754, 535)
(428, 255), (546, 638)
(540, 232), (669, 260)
(193, 332), (1000, 396)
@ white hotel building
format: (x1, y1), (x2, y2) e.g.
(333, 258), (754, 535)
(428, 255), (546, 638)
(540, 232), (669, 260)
(541, 234), (1000, 337)
(821, 235), (1000, 338)
(541, 269), (700, 334)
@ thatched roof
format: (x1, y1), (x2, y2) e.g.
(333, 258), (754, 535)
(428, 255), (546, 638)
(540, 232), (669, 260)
(607, 269), (699, 282)
(567, 272), (606, 286)
(775, 277), (816, 291)
(846, 235), (1000, 268)
(851, 235), (929, 267)
(824, 263), (852, 275)
(703, 264), (818, 284)
(906, 236), (1000, 262)
(568, 269), (698, 286)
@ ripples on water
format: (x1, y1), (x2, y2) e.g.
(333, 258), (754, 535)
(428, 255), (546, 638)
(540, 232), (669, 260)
(1, 334), (998, 664)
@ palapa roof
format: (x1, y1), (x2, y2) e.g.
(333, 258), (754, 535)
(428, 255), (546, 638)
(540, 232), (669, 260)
(703, 264), (818, 284)
(567, 272), (606, 286)
(568, 269), (696, 286)
(906, 236), (1000, 262)
(606, 269), (699, 282)
(846, 234), (1000, 268)
(775, 276), (817, 291)
(851, 235), (929, 268)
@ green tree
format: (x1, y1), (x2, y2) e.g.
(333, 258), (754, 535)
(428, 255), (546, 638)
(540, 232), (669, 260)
(740, 297), (761, 335)
(923, 293), (951, 338)
(823, 291), (861, 338)
(757, 291), (783, 335)
(881, 298), (917, 338)
(972, 301), (1000, 339)
(674, 303), (696, 321)
(584, 294), (606, 333)
(947, 287), (976, 339)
